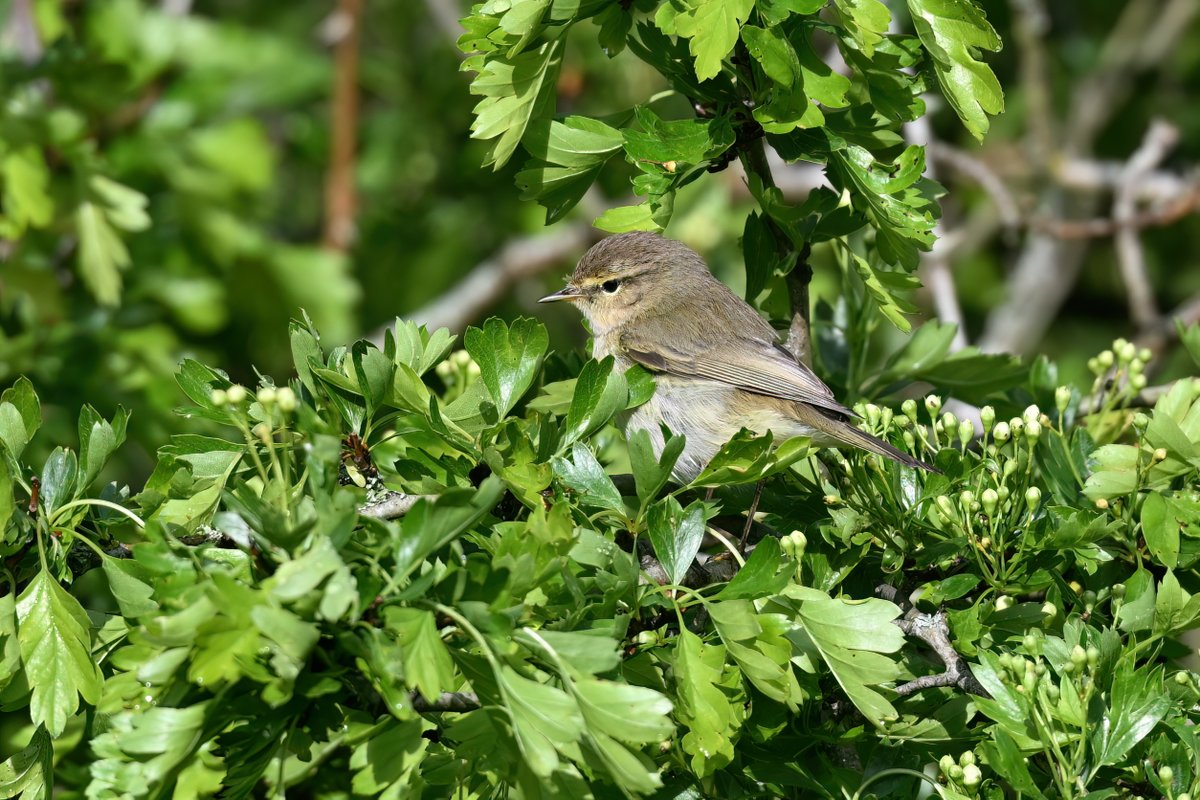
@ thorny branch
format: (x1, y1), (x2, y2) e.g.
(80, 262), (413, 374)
(877, 585), (989, 698)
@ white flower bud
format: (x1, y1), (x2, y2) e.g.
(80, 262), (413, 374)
(924, 394), (942, 416)
(981, 488), (999, 516)
(226, 384), (247, 404)
(980, 405), (996, 432)
(256, 386), (277, 406)
(959, 418), (975, 447)
(210, 389), (228, 407)
(1025, 420), (1042, 443)
(962, 764), (982, 787)
(1055, 385), (1071, 412)
(277, 386), (297, 412)
(1025, 486), (1041, 510)
(993, 421), (1011, 442)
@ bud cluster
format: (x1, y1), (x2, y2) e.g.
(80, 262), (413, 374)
(938, 751), (983, 792)
(435, 350), (483, 397)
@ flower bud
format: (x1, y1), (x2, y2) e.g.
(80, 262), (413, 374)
(1129, 357), (1145, 374)
(1175, 671), (1191, 685)
(1086, 646), (1099, 668)
(925, 394), (942, 416)
(1041, 601), (1057, 619)
(902, 430), (916, 449)
(948, 764), (963, 781)
(251, 422), (272, 443)
(435, 360), (453, 378)
(1096, 497), (1109, 510)
(1119, 341), (1137, 363)
(980, 405), (996, 432)
(865, 404), (882, 428)
(901, 398), (918, 420)
(1022, 405), (1040, 426)
(978, 536), (991, 550)
(993, 421), (1011, 442)
(1025, 420), (1042, 443)
(1131, 373), (1147, 390)
(981, 488), (999, 516)
(1055, 385), (1071, 412)
(1153, 448), (1168, 462)
(210, 388), (228, 407)
(995, 595), (1013, 611)
(959, 490), (975, 511)
(1087, 357), (1101, 374)
(939, 755), (955, 775)
(1138, 347), (1152, 362)
(277, 386), (297, 412)
(1158, 765), (1173, 785)
(936, 495), (957, 521)
(1025, 486), (1041, 511)
(997, 485), (1011, 504)
(1009, 417), (1025, 438)
(962, 764), (982, 787)
(226, 384), (247, 404)
(880, 407), (893, 430)
(1097, 349), (1114, 369)
(958, 418), (975, 447)
(1111, 583), (1126, 600)
(959, 751), (976, 767)
(942, 412), (959, 437)
(1070, 645), (1087, 666)
(453, 350), (472, 367)
(256, 386), (277, 406)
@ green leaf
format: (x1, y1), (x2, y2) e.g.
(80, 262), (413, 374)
(39, 448), (79, 517)
(16, 570), (104, 736)
(1090, 660), (1170, 766)
(708, 600), (802, 705)
(0, 726), (51, 800)
(594, 202), (659, 233)
(628, 428), (684, 508)
(468, 39), (566, 169)
(574, 678), (674, 743)
(0, 377), (41, 460)
(385, 607), (456, 703)
(672, 629), (738, 775)
(1084, 444), (1140, 501)
(646, 497), (707, 585)
(982, 727), (1047, 800)
(103, 557), (159, 617)
(841, 242), (914, 332)
(0, 459), (12, 541)
(553, 442), (626, 514)
(714, 537), (789, 600)
(465, 317), (549, 418)
(394, 478), (506, 582)
(832, 0), (890, 55)
(666, 0), (755, 82)
(1141, 492), (1180, 568)
(517, 116), (624, 222)
(828, 144), (938, 270)
(76, 201), (132, 307)
(78, 405), (128, 486)
(906, 0), (1004, 140)
(350, 718), (431, 799)
(789, 586), (903, 726)
(690, 430), (775, 487)
(498, 665), (585, 776)
(0, 147), (53, 235)
(563, 357), (627, 447)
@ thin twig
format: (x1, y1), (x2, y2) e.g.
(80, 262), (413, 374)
(322, 0), (363, 251)
(1113, 120), (1178, 329)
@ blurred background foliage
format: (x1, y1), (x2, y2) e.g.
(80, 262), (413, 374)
(2, 0), (1199, 484)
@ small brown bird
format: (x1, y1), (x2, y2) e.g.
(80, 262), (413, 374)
(540, 232), (934, 483)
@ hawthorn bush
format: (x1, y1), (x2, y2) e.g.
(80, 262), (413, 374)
(2, 1), (1200, 798)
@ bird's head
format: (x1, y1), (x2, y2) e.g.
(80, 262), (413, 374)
(539, 232), (711, 333)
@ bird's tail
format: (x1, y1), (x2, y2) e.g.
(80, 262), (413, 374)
(830, 420), (939, 472)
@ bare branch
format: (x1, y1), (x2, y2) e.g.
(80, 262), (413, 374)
(2, 0), (41, 64)
(1113, 120), (1179, 329)
(412, 691), (480, 712)
(359, 491), (435, 520)
(377, 220), (596, 340)
(322, 0), (363, 252)
(877, 585), (990, 699)
(926, 141), (1022, 233)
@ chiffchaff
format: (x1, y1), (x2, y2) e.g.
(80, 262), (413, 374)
(540, 231), (934, 482)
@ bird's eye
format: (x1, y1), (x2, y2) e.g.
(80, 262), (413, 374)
(601, 279), (622, 294)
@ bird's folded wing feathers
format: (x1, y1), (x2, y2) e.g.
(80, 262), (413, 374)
(621, 331), (854, 417)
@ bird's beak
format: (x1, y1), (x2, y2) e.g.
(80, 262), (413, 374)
(538, 284), (582, 303)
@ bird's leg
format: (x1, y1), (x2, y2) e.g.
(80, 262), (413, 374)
(739, 479), (765, 551)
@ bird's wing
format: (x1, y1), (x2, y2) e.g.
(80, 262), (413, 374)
(620, 323), (854, 418)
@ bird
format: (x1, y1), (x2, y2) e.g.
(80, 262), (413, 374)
(539, 231), (935, 489)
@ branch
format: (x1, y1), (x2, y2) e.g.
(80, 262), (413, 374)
(412, 691), (480, 712)
(3, 0), (42, 64)
(372, 219), (596, 341)
(322, 0), (363, 251)
(1113, 120), (1178, 329)
(639, 552), (740, 588)
(358, 491), (435, 520)
(877, 585), (989, 698)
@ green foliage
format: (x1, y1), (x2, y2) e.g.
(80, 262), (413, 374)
(0, 316), (1195, 798)
(460, 0), (1004, 329)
